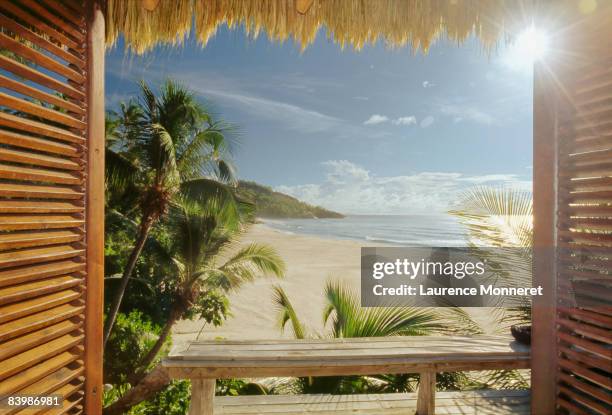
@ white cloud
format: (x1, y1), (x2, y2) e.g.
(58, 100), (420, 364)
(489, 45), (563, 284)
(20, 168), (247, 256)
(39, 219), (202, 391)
(352, 96), (369, 101)
(439, 104), (495, 125)
(363, 114), (389, 125)
(201, 89), (341, 133)
(420, 116), (435, 128)
(393, 116), (417, 126)
(275, 160), (532, 214)
(423, 81), (435, 88)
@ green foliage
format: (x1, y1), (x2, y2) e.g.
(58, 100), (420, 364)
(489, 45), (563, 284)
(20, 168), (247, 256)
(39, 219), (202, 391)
(236, 181), (343, 219)
(272, 280), (446, 394)
(217, 379), (269, 396)
(129, 380), (191, 415)
(449, 187), (533, 328)
(104, 311), (168, 384)
(449, 186), (533, 389)
(182, 290), (230, 326)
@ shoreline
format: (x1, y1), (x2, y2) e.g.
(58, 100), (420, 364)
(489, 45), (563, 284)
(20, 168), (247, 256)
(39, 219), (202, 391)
(172, 223), (502, 349)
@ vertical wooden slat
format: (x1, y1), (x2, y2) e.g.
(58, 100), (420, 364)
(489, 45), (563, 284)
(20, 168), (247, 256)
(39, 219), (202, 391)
(85, 1), (105, 414)
(531, 57), (559, 415)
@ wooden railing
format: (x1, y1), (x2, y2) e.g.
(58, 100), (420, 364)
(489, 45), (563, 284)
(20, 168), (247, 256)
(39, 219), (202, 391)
(163, 335), (530, 415)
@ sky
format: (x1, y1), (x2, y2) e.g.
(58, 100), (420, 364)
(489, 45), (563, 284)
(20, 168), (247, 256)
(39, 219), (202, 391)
(105, 25), (534, 215)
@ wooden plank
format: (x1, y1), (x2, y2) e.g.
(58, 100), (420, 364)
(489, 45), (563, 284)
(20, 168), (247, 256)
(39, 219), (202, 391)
(559, 373), (612, 406)
(416, 372), (435, 415)
(558, 341), (612, 371)
(0, 347), (83, 396)
(0, 147), (81, 171)
(19, 0), (84, 41)
(25, 381), (84, 415)
(0, 1), (82, 52)
(0, 259), (84, 287)
(0, 183), (83, 200)
(0, 332), (84, 381)
(557, 317), (611, 343)
(531, 53), (559, 415)
(0, 215), (83, 231)
(0, 13), (84, 67)
(167, 358), (530, 380)
(0, 74), (84, 115)
(189, 379), (215, 415)
(0, 245), (84, 269)
(0, 275), (82, 305)
(0, 163), (81, 185)
(558, 357), (612, 390)
(0, 230), (82, 251)
(84, 2), (105, 412)
(0, 201), (83, 214)
(0, 288), (82, 324)
(0, 129), (79, 156)
(38, 0), (84, 28)
(0, 55), (84, 101)
(3, 366), (83, 415)
(0, 92), (86, 130)
(558, 385), (610, 414)
(176, 336), (528, 359)
(0, 303), (84, 343)
(0, 111), (84, 144)
(0, 319), (82, 361)
(212, 391), (531, 415)
(0, 33), (85, 85)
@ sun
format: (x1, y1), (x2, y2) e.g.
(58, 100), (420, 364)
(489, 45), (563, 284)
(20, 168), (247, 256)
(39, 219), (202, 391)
(502, 25), (550, 73)
(516, 26), (549, 62)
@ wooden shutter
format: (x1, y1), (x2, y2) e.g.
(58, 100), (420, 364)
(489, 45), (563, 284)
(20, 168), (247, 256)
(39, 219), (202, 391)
(556, 56), (612, 414)
(552, 8), (612, 412)
(0, 1), (103, 414)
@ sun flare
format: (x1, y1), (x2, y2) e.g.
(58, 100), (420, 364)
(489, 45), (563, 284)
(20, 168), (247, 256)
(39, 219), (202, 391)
(503, 25), (550, 73)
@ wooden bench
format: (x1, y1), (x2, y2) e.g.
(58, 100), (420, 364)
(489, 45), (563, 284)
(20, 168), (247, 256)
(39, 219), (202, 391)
(163, 335), (530, 415)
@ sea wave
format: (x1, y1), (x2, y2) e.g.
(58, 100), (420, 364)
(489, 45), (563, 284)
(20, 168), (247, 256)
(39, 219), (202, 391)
(365, 236), (466, 246)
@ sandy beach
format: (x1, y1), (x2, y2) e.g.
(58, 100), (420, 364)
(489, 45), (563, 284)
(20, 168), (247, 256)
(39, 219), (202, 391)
(172, 223), (501, 348)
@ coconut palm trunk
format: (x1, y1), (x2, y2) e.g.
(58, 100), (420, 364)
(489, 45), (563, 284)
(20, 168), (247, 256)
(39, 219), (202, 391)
(103, 216), (155, 347)
(103, 365), (171, 415)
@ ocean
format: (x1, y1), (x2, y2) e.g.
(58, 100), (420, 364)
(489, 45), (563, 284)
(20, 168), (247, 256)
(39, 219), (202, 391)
(262, 215), (467, 246)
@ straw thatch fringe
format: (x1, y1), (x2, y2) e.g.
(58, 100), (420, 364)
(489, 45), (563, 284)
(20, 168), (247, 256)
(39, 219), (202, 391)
(106, 0), (529, 55)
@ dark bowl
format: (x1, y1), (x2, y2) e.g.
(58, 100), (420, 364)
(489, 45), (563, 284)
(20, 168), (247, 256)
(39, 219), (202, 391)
(511, 325), (531, 345)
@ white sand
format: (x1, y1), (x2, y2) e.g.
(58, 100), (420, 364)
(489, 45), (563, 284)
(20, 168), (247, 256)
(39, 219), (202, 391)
(172, 223), (500, 348)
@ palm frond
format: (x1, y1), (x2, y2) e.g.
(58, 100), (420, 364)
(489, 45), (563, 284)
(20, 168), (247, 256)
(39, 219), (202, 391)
(272, 285), (307, 339)
(180, 178), (252, 230)
(105, 148), (140, 192)
(449, 186), (532, 247)
(212, 243), (285, 289)
(150, 123), (180, 190)
(450, 186), (533, 325)
(323, 280), (443, 338)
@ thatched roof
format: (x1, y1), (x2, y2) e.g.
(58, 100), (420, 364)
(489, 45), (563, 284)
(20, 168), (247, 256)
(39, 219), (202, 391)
(105, 0), (536, 55)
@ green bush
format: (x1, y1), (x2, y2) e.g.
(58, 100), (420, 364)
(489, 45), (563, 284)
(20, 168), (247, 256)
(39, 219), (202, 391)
(103, 311), (166, 384)
(129, 380), (191, 415)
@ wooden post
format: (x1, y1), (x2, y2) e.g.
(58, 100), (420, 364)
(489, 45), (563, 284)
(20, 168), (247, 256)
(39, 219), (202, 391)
(189, 379), (216, 415)
(85, 0), (105, 414)
(416, 371), (435, 415)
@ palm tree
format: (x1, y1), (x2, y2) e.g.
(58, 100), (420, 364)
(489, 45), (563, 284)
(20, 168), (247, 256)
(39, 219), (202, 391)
(449, 186), (533, 390)
(104, 199), (285, 415)
(129, 198), (285, 382)
(272, 281), (443, 394)
(103, 80), (241, 347)
(449, 186), (533, 326)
